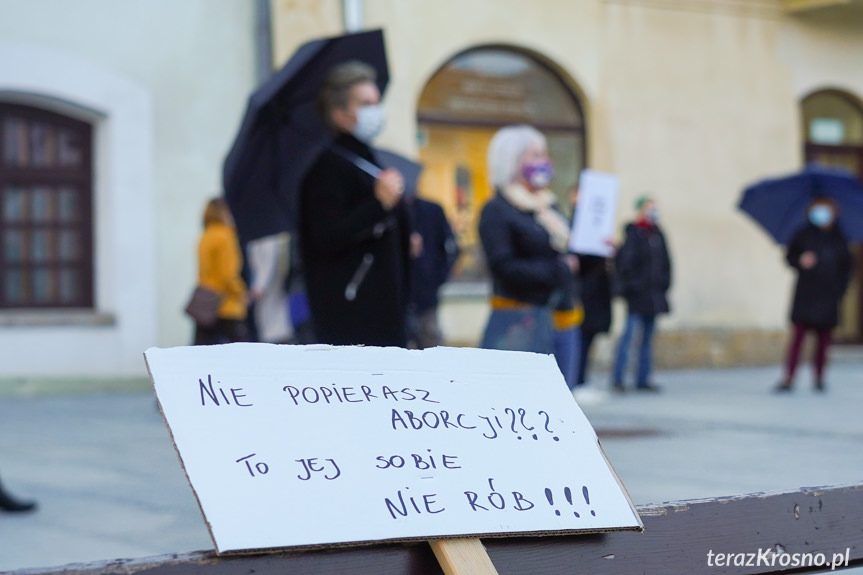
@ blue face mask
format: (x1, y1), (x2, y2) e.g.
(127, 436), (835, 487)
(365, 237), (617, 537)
(808, 205), (834, 228)
(351, 104), (385, 143)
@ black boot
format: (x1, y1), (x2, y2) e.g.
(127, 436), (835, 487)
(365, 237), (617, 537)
(773, 380), (793, 393)
(0, 484), (37, 513)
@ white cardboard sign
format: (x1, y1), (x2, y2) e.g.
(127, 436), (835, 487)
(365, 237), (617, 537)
(144, 344), (641, 554)
(569, 169), (620, 257)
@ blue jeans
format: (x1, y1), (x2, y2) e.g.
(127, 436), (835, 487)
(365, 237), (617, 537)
(481, 307), (554, 354)
(612, 312), (656, 388)
(554, 326), (581, 391)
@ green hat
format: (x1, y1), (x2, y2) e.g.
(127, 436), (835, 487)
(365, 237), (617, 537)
(635, 195), (652, 210)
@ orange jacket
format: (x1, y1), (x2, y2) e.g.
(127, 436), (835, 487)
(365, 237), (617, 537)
(198, 222), (247, 320)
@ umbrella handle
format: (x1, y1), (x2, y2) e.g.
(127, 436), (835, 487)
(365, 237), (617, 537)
(333, 146), (382, 179)
(345, 253), (375, 301)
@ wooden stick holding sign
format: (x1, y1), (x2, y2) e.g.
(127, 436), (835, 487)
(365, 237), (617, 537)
(144, 344), (641, 568)
(430, 538), (498, 575)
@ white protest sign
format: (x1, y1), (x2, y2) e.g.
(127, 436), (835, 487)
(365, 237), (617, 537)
(144, 344), (641, 554)
(569, 169), (620, 257)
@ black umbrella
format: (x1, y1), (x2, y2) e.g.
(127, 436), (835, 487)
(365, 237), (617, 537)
(222, 29), (389, 243)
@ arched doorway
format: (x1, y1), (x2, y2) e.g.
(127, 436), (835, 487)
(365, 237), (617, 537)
(801, 89), (863, 343)
(416, 46), (586, 284)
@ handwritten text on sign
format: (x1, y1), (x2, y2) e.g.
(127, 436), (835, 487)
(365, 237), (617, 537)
(144, 345), (642, 553)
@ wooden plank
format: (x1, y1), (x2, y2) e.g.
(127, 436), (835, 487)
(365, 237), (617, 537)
(429, 538), (498, 575)
(28, 544), (443, 575)
(484, 484), (863, 575)
(15, 484), (863, 575)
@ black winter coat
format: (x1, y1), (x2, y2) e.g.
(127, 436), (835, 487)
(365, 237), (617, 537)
(479, 194), (574, 308)
(786, 224), (851, 329)
(299, 133), (411, 346)
(409, 198), (458, 313)
(615, 222), (672, 317)
(579, 255), (613, 335)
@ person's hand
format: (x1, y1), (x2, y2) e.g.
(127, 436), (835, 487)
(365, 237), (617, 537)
(374, 168), (404, 210)
(604, 238), (618, 257)
(562, 254), (580, 274)
(246, 288), (262, 306)
(800, 251), (817, 269)
(410, 232), (424, 259)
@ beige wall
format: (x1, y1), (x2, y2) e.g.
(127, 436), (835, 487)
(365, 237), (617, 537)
(271, 0), (343, 63)
(271, 0), (862, 358)
(779, 5), (863, 100)
(602, 3), (800, 331)
(0, 0), (257, 375)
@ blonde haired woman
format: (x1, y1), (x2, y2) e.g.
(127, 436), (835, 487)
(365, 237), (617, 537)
(193, 198), (250, 345)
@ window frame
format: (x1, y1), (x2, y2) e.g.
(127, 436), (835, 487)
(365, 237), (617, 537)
(0, 102), (94, 309)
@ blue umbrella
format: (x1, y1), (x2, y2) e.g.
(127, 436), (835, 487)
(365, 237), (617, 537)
(222, 29), (390, 243)
(738, 165), (863, 244)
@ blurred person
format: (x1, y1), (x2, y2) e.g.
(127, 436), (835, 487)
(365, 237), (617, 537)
(284, 241), (316, 344)
(479, 125), (582, 389)
(247, 232), (292, 343)
(0, 473), (36, 513)
(612, 195), (672, 393)
(193, 198), (250, 345)
(406, 196), (459, 349)
(567, 187), (615, 389)
(299, 61), (410, 346)
(775, 197), (851, 393)
(577, 256), (614, 386)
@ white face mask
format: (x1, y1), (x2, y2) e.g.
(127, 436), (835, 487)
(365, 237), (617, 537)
(352, 104), (385, 143)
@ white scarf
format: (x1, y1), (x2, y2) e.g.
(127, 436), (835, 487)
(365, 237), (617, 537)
(500, 183), (571, 253)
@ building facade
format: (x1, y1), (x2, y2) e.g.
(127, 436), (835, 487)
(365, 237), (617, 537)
(1, 0), (861, 381)
(0, 0), (258, 377)
(272, 0), (863, 367)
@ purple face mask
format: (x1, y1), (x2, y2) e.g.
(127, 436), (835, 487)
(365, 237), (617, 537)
(522, 159), (554, 189)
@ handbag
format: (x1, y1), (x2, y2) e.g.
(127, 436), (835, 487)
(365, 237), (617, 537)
(288, 291), (312, 328)
(480, 306), (555, 354)
(184, 286), (222, 327)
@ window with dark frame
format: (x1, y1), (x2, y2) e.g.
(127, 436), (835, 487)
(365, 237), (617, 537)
(0, 103), (94, 309)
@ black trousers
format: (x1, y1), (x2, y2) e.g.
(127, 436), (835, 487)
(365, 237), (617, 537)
(194, 319), (251, 346)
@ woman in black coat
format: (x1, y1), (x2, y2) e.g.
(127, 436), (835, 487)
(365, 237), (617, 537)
(478, 125), (581, 389)
(299, 61), (410, 347)
(776, 198), (851, 392)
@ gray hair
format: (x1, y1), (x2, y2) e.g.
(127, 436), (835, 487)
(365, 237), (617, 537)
(317, 61), (377, 130)
(487, 125), (547, 188)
